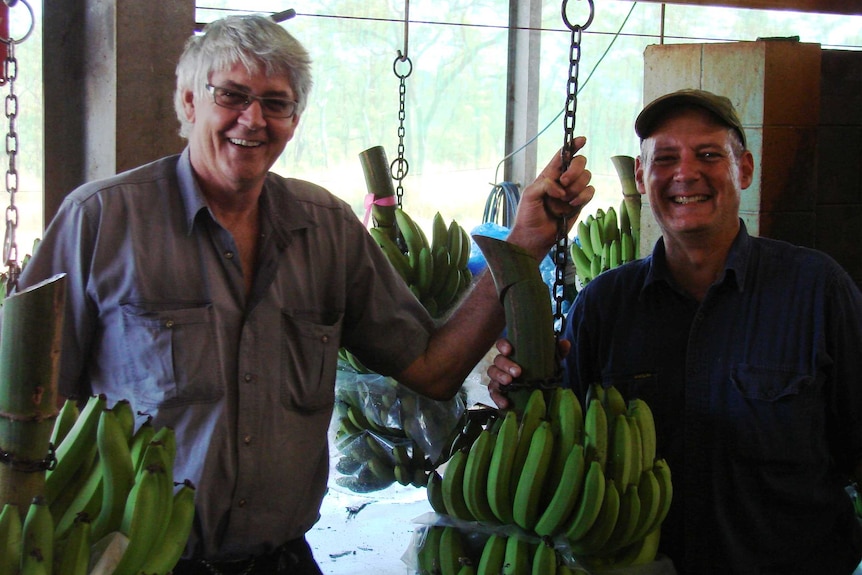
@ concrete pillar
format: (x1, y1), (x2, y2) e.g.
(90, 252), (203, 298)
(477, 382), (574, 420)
(43, 0), (194, 224)
(503, 0), (542, 190)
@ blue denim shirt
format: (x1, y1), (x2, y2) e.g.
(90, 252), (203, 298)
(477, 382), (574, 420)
(563, 221), (862, 574)
(17, 149), (435, 560)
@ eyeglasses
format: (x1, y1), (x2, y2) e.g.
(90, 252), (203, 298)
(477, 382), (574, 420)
(205, 84), (298, 119)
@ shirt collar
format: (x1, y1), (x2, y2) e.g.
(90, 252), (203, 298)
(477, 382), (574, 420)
(643, 219), (751, 294)
(175, 147), (317, 244)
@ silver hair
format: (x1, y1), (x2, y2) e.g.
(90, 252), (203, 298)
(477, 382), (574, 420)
(173, 14), (313, 138)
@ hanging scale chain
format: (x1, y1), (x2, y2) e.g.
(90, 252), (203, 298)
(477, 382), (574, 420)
(552, 0), (594, 339)
(3, 37), (19, 296)
(391, 54), (412, 209)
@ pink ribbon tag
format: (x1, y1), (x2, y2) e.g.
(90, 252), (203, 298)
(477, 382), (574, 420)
(363, 193), (398, 227)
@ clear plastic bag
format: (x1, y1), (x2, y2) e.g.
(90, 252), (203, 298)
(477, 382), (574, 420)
(330, 367), (467, 493)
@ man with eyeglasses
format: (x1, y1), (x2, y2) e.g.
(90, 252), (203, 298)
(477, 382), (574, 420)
(15, 13), (594, 575)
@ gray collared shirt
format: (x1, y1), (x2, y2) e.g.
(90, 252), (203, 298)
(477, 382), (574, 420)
(18, 148), (435, 559)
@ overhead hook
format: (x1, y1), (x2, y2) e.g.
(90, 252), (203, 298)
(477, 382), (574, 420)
(397, 0), (409, 61)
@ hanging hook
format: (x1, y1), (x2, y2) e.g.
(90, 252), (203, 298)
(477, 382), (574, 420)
(397, 0), (409, 61)
(0, 0), (34, 45)
(561, 0), (595, 32)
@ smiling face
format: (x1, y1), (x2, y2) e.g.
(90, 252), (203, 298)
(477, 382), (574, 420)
(182, 61), (300, 200)
(635, 107), (754, 250)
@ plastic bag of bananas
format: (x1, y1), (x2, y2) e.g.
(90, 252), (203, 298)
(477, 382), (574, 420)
(330, 365), (468, 494)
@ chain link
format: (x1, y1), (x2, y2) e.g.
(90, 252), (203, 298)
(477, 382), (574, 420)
(390, 55), (412, 209)
(552, 0), (594, 339)
(3, 38), (19, 295)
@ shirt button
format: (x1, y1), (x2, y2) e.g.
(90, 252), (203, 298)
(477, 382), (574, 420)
(243, 434), (252, 445)
(244, 373), (253, 383)
(238, 498), (246, 507)
(165, 319), (174, 328)
(321, 335), (329, 343)
(225, 251), (234, 259)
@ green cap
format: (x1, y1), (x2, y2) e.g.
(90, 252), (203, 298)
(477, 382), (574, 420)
(635, 89), (746, 148)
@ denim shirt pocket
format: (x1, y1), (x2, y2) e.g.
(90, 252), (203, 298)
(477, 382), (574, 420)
(280, 310), (342, 413)
(729, 364), (820, 464)
(121, 301), (224, 407)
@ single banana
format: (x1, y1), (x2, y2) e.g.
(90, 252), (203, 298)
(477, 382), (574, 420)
(588, 216), (604, 260)
(49, 398), (79, 451)
(112, 463), (169, 575)
(621, 231), (635, 263)
(431, 212), (449, 255)
(626, 416), (644, 490)
(0, 503), (22, 575)
(627, 399), (657, 470)
(129, 416), (156, 474)
(417, 526), (443, 575)
(436, 261), (463, 310)
(502, 535), (530, 575)
(462, 429), (498, 524)
(441, 449), (475, 521)
(534, 443), (587, 538)
(55, 515), (91, 575)
(532, 540), (558, 575)
(547, 388), (583, 490)
(600, 483), (641, 554)
(570, 478), (620, 557)
(395, 208), (429, 267)
(367, 454), (396, 485)
(135, 479), (197, 575)
(446, 220), (463, 271)
(618, 198), (631, 237)
(439, 525), (468, 575)
(426, 470), (448, 515)
(570, 242), (593, 284)
(20, 496), (53, 575)
(458, 565), (476, 575)
(512, 421), (555, 531)
(603, 386), (627, 418)
(476, 534), (506, 575)
(111, 398), (136, 444)
(602, 206), (619, 245)
(53, 454), (103, 542)
(583, 398), (608, 472)
(577, 219), (595, 261)
(429, 245), (451, 299)
(609, 413), (632, 492)
(648, 459), (673, 534)
(609, 239), (622, 269)
(564, 460), (606, 541)
(610, 525), (661, 567)
(512, 389), (547, 479)
(369, 225), (414, 284)
(629, 468), (660, 544)
(487, 410), (518, 524)
(417, 246), (435, 297)
(91, 408), (136, 542)
(45, 393), (107, 504)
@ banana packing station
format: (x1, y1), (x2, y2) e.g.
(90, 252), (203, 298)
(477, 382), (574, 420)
(0, 1), (861, 575)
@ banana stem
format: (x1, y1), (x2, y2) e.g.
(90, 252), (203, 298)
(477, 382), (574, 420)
(359, 145), (398, 237)
(472, 236), (558, 414)
(0, 273), (66, 519)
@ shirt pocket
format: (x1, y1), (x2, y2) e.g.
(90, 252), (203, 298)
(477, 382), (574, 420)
(280, 310), (342, 413)
(729, 364), (820, 464)
(121, 302), (224, 407)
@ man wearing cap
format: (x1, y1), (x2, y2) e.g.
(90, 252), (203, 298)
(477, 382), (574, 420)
(488, 89), (862, 573)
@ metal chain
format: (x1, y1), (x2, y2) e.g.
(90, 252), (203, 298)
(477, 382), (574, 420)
(3, 38), (19, 296)
(552, 0), (594, 339)
(390, 55), (412, 209)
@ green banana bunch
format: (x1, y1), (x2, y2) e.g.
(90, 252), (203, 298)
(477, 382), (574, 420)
(331, 376), (438, 493)
(416, 384), (671, 571)
(571, 200), (641, 287)
(30, 395), (197, 575)
(369, 208), (472, 319)
(45, 394), (107, 504)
